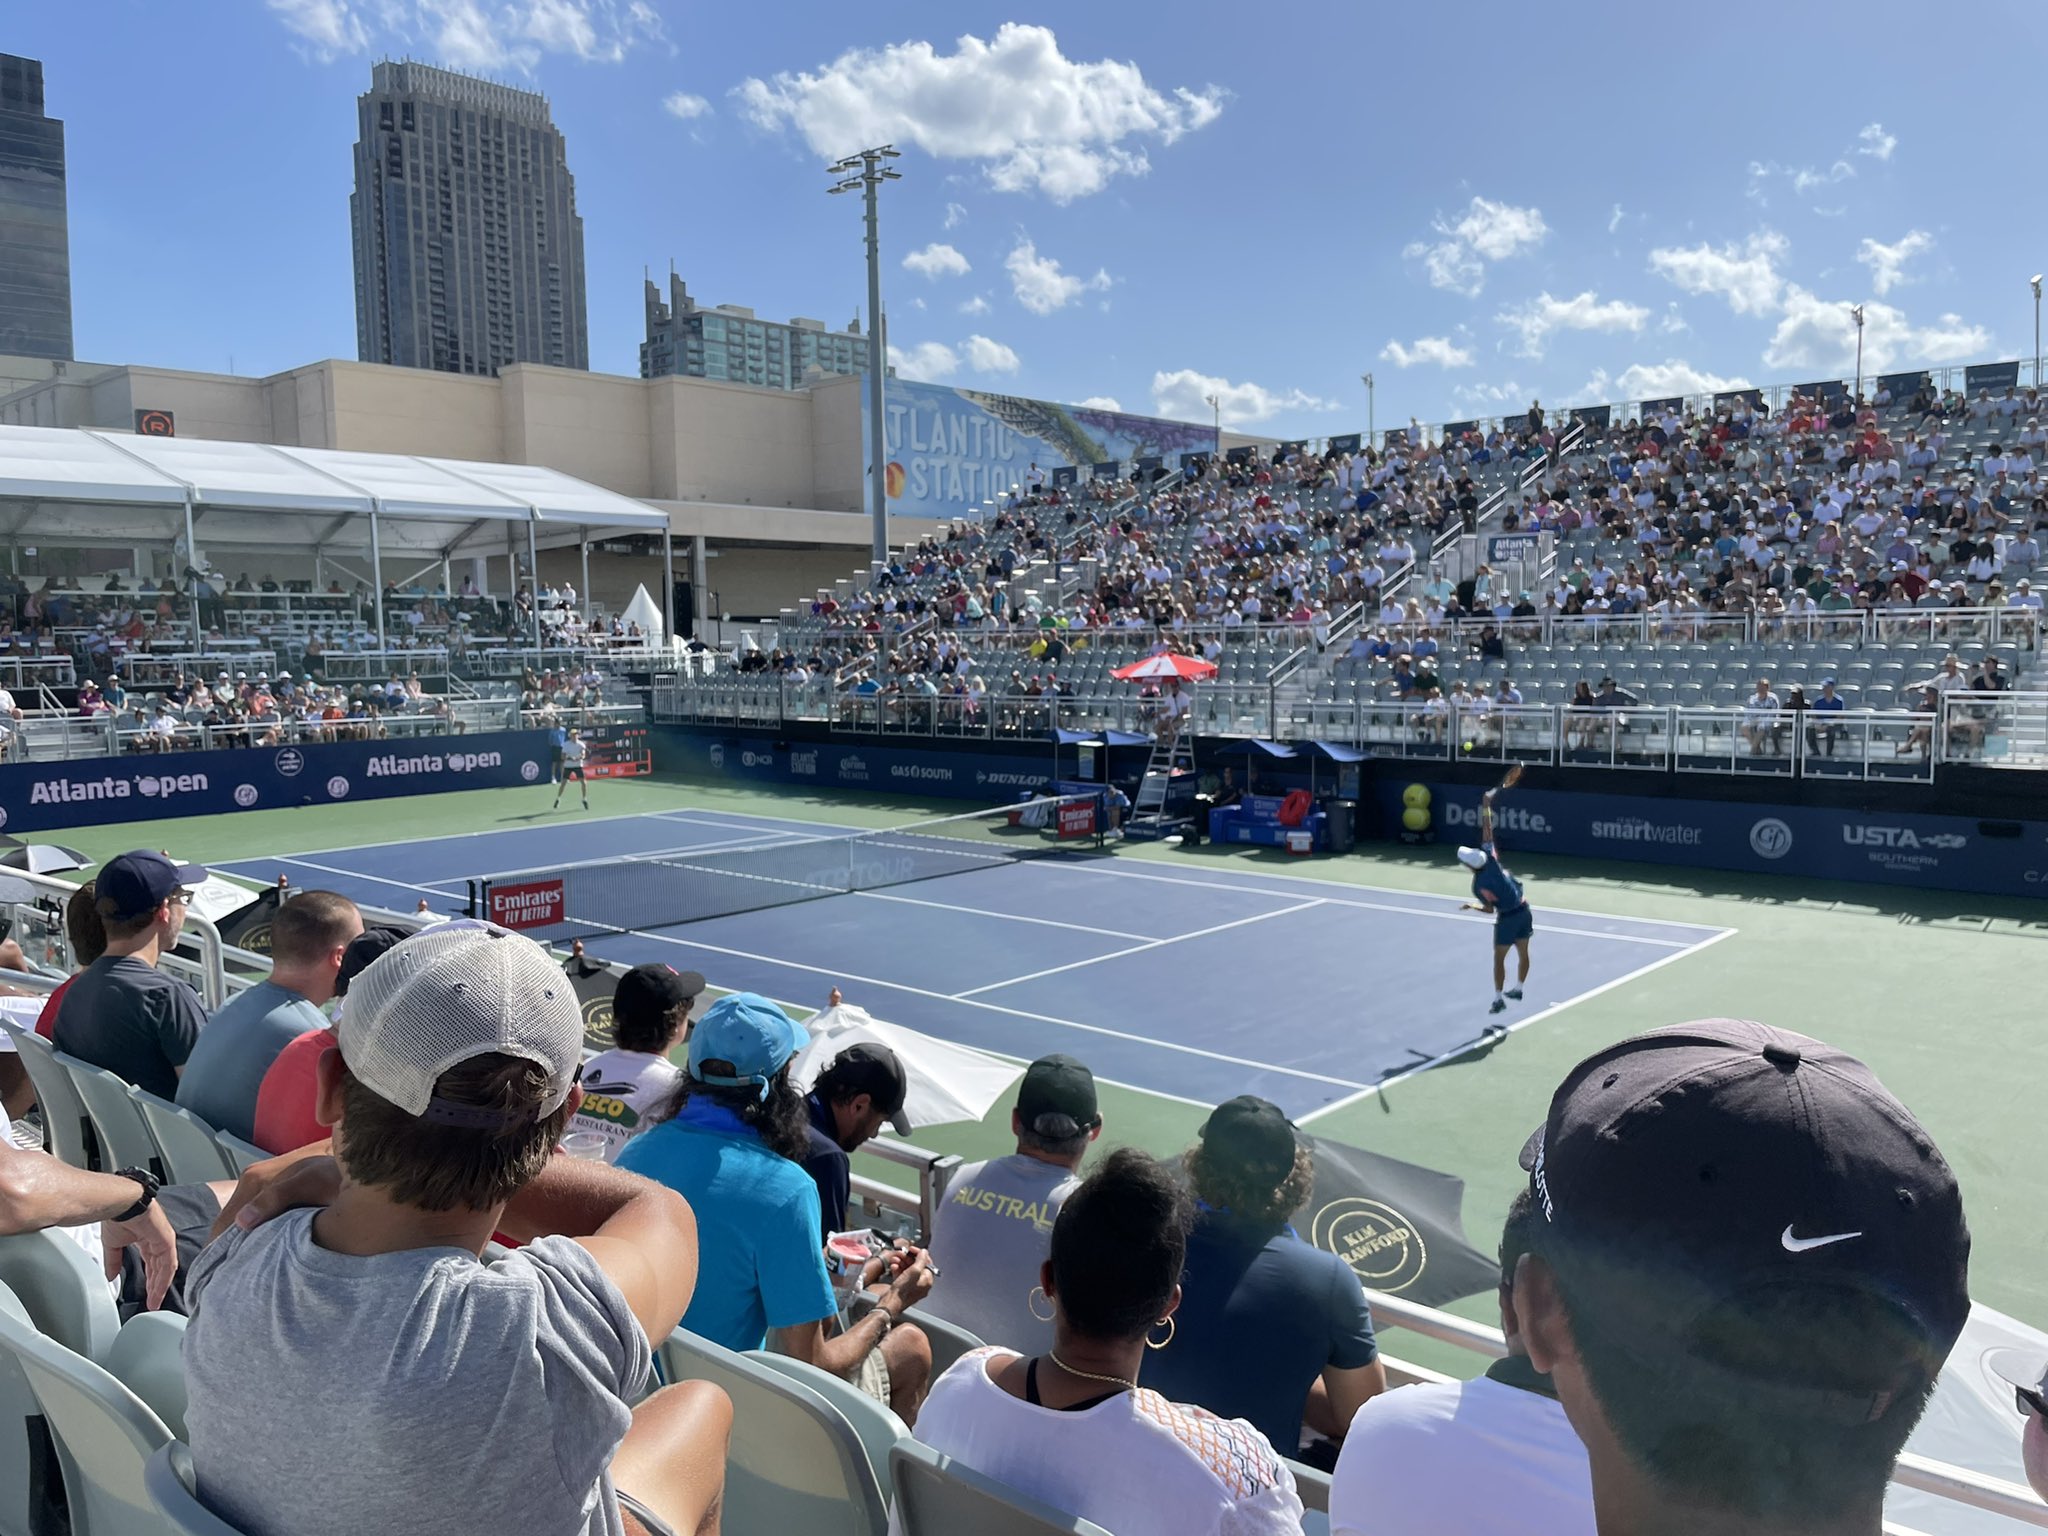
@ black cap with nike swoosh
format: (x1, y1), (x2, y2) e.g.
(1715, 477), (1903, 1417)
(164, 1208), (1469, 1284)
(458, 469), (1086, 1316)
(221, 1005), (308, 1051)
(1519, 1018), (1969, 1420)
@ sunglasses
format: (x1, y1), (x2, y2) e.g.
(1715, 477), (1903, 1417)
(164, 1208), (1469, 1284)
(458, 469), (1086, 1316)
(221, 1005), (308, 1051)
(2018, 1383), (2048, 1421)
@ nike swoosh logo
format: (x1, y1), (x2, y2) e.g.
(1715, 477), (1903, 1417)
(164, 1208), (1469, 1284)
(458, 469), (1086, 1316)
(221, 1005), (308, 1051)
(1781, 1225), (1862, 1253)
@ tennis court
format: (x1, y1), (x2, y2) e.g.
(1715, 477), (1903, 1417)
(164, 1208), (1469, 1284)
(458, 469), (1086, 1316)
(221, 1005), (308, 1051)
(217, 803), (1732, 1119)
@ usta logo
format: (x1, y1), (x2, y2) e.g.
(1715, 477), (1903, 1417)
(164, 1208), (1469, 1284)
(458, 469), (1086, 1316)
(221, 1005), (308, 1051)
(1842, 826), (1965, 851)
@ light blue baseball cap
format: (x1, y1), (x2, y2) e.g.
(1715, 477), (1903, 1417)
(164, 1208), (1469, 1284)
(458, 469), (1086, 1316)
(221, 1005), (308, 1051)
(685, 992), (809, 1100)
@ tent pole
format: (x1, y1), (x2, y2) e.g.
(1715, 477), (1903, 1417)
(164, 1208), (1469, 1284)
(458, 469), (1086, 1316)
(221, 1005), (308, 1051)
(369, 508), (386, 650)
(183, 493), (203, 649)
(527, 520), (543, 650)
(662, 526), (675, 645)
(579, 538), (590, 623)
(442, 556), (451, 596)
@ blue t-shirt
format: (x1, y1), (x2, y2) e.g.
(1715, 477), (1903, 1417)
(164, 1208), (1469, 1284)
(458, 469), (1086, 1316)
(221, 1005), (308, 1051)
(1812, 695), (1846, 713)
(616, 1098), (836, 1351)
(1470, 846), (1526, 913)
(176, 979), (327, 1142)
(1142, 1213), (1379, 1450)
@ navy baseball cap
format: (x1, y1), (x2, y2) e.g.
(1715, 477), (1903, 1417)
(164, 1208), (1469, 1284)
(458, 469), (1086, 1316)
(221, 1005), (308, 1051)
(1520, 1019), (1969, 1421)
(95, 851), (206, 922)
(686, 992), (808, 1100)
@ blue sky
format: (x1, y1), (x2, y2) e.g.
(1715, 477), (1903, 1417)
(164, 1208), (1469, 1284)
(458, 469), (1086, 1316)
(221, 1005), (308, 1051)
(12, 2), (2045, 438)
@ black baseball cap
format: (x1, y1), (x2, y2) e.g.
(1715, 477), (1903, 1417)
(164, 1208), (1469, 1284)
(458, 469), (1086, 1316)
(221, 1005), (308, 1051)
(1016, 1053), (1098, 1137)
(95, 851), (207, 922)
(1199, 1095), (1300, 1186)
(816, 1042), (911, 1135)
(1520, 1019), (1969, 1421)
(334, 925), (409, 998)
(613, 963), (706, 1035)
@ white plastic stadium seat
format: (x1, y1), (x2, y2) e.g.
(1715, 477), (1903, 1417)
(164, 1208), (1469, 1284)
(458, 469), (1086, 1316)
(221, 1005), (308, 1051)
(0, 1302), (172, 1536)
(101, 1312), (190, 1439)
(56, 1054), (165, 1179)
(0, 1279), (42, 1536)
(146, 1443), (251, 1535)
(744, 1348), (909, 1498)
(658, 1328), (890, 1535)
(901, 1307), (987, 1382)
(888, 1439), (1113, 1536)
(212, 1132), (270, 1174)
(0, 1022), (96, 1168)
(0, 1229), (119, 1363)
(131, 1090), (240, 1183)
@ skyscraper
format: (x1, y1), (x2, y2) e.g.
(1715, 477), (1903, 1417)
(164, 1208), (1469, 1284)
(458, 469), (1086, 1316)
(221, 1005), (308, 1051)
(350, 61), (587, 376)
(640, 271), (871, 390)
(0, 54), (74, 361)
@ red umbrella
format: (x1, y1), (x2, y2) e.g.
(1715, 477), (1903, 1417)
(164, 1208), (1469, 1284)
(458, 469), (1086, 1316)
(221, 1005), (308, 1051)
(1111, 652), (1219, 682)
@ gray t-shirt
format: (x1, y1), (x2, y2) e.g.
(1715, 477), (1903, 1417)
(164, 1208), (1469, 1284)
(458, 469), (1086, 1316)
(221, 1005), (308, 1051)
(175, 980), (325, 1142)
(922, 1153), (1081, 1354)
(53, 953), (207, 1100)
(184, 1209), (650, 1536)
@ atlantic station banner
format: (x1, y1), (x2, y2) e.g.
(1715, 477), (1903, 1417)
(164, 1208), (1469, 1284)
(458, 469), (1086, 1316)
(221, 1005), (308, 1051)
(868, 379), (1218, 519)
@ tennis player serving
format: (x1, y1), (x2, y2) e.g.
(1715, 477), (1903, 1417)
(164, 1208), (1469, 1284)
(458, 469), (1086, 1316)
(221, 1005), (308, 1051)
(1456, 764), (1533, 1015)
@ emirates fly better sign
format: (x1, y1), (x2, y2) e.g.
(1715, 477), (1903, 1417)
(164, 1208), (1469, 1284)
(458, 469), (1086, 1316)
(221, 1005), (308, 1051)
(488, 879), (566, 931)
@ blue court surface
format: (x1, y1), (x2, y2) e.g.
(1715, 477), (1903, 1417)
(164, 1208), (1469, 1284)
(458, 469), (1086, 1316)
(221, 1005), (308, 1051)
(219, 807), (1733, 1121)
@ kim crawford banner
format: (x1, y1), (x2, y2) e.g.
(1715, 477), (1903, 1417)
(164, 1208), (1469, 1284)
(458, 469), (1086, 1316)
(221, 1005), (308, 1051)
(865, 377), (1217, 520)
(0, 729), (555, 835)
(1300, 1134), (1500, 1308)
(1368, 778), (2048, 900)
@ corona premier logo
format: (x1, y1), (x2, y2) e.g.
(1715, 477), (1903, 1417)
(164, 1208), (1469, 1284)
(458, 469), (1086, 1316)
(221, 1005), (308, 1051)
(1310, 1196), (1429, 1294)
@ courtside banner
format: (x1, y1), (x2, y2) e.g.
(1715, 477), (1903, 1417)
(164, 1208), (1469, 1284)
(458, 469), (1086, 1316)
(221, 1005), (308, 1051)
(584, 721), (652, 779)
(654, 730), (1077, 803)
(1301, 1135), (1500, 1308)
(1373, 779), (2048, 899)
(0, 729), (553, 835)
(488, 879), (566, 932)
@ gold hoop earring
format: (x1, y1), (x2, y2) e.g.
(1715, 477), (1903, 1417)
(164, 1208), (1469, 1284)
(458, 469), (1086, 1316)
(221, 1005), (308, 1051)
(1145, 1316), (1176, 1350)
(1027, 1285), (1056, 1323)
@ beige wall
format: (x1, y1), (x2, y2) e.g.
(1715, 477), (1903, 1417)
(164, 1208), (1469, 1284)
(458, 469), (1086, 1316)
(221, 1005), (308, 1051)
(325, 360), (504, 460)
(809, 374), (866, 512)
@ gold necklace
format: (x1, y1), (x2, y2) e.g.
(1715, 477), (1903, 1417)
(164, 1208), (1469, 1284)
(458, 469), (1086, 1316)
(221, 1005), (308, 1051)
(1046, 1351), (1137, 1392)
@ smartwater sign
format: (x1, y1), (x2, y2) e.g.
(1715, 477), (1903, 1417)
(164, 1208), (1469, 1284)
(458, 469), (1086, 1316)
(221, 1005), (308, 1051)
(0, 730), (554, 834)
(1374, 780), (2047, 898)
(867, 378), (1218, 520)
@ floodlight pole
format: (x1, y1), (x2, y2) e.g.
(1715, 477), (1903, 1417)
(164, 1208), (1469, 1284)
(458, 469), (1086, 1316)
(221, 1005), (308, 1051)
(1850, 304), (1866, 402)
(828, 146), (901, 572)
(2032, 275), (2043, 387)
(1206, 393), (1220, 451)
(1362, 372), (1375, 445)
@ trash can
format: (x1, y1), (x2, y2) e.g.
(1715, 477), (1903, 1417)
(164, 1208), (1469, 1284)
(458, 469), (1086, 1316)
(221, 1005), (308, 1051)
(1320, 797), (1357, 854)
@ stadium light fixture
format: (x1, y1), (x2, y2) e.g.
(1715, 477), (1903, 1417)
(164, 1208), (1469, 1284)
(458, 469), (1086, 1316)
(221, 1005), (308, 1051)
(2033, 276), (2043, 386)
(825, 145), (903, 575)
(1361, 372), (1375, 444)
(1205, 392), (1221, 447)
(1849, 304), (1866, 402)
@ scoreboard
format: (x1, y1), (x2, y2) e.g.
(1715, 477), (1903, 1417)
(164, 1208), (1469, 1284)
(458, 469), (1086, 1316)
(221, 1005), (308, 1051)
(583, 721), (652, 778)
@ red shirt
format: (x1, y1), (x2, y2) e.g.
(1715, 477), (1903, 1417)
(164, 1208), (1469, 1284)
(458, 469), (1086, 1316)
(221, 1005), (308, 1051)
(252, 1026), (334, 1154)
(33, 976), (72, 1038)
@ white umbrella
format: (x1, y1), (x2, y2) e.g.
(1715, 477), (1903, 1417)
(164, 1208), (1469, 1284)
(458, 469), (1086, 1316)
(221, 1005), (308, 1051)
(788, 1004), (1024, 1134)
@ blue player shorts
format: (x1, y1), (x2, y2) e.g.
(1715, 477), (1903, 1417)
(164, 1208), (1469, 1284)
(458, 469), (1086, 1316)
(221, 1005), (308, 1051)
(1493, 904), (1534, 947)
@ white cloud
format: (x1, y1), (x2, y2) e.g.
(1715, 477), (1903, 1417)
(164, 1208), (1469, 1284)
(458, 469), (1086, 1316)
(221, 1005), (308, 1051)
(1793, 160), (1854, 196)
(269, 0), (664, 72)
(1402, 196), (1547, 297)
(1764, 287), (1991, 374)
(1857, 122), (1897, 161)
(1074, 395), (1122, 411)
(735, 24), (1225, 202)
(1608, 203), (1624, 235)
(1574, 361), (1754, 405)
(1647, 229), (1788, 316)
(1659, 303), (1689, 335)
(1449, 378), (1526, 412)
(1150, 369), (1339, 426)
(1856, 229), (1933, 296)
(888, 341), (961, 381)
(1496, 291), (1650, 358)
(663, 91), (711, 120)
(962, 334), (1021, 374)
(959, 295), (991, 315)
(902, 242), (971, 279)
(1005, 239), (1111, 314)
(943, 202), (968, 229)
(1377, 335), (1474, 369)
(267, 0), (368, 59)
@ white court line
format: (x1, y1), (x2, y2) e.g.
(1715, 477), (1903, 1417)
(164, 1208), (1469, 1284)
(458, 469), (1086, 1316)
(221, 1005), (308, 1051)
(854, 890), (1159, 942)
(236, 804), (705, 862)
(232, 856), (449, 905)
(457, 829), (812, 884)
(953, 902), (1326, 999)
(654, 811), (846, 837)
(1052, 861), (1699, 947)
(611, 926), (1372, 1091)
(1293, 926), (1740, 1126)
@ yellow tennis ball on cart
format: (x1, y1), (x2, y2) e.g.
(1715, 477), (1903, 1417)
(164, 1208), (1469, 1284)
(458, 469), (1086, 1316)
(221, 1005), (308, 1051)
(1401, 783), (1431, 811)
(1401, 806), (1430, 832)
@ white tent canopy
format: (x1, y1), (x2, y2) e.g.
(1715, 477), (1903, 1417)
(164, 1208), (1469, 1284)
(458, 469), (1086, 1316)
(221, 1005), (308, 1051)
(0, 425), (669, 558)
(620, 582), (664, 640)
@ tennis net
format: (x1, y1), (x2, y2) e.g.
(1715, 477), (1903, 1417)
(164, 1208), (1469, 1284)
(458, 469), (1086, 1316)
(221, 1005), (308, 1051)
(471, 794), (1105, 938)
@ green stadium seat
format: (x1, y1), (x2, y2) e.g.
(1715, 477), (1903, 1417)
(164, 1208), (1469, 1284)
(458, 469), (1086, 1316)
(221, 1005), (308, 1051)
(0, 1279), (41, 1536)
(101, 1312), (189, 1439)
(745, 1350), (908, 1500)
(0, 1230), (118, 1364)
(889, 1439), (1113, 1536)
(213, 1133), (270, 1174)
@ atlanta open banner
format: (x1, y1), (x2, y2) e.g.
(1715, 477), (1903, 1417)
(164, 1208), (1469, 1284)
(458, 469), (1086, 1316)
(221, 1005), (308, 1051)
(866, 378), (1217, 519)
(1301, 1134), (1501, 1307)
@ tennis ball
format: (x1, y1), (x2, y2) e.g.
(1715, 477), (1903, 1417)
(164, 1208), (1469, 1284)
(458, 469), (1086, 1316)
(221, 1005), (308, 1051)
(1401, 783), (1430, 811)
(1401, 806), (1430, 832)
(1461, 739), (1475, 754)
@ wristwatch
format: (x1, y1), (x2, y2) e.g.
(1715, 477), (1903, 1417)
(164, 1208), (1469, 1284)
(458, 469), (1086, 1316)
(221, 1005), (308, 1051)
(111, 1166), (161, 1223)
